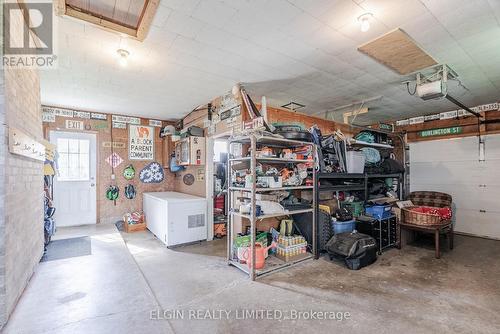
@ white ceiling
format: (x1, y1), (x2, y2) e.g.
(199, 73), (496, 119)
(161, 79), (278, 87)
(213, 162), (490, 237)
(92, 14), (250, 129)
(42, 0), (500, 123)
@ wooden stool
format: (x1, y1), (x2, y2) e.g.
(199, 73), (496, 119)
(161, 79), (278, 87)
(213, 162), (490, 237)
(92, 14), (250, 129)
(398, 222), (453, 259)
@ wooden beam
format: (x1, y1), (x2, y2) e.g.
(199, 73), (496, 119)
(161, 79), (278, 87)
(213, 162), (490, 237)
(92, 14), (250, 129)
(16, 0), (45, 49)
(136, 0), (159, 41)
(342, 107), (369, 124)
(54, 0), (66, 16)
(397, 110), (500, 142)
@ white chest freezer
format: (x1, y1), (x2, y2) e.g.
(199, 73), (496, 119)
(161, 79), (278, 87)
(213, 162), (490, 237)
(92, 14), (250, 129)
(143, 192), (207, 247)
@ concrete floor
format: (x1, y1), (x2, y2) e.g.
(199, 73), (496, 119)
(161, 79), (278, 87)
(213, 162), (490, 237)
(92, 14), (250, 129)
(3, 224), (500, 334)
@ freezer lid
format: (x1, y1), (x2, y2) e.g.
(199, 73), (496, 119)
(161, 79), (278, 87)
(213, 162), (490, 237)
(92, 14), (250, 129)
(143, 191), (206, 203)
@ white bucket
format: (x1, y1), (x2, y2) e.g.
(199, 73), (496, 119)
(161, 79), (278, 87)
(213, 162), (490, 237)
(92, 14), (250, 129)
(346, 151), (366, 173)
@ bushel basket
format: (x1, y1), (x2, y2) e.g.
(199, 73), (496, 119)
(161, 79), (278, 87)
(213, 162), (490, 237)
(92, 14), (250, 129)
(401, 206), (450, 226)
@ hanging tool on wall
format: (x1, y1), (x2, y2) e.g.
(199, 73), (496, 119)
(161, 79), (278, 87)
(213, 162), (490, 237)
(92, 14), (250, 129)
(238, 84), (273, 132)
(106, 185), (120, 204)
(124, 184), (136, 199)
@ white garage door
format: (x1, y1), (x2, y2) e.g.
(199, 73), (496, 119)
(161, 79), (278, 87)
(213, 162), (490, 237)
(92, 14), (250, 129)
(409, 134), (500, 239)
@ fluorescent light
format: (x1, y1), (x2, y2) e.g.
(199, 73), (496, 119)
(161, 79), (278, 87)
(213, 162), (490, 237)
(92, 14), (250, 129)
(358, 13), (373, 32)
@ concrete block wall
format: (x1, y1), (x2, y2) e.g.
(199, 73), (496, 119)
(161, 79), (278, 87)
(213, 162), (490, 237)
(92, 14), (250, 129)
(0, 1), (44, 328)
(3, 63), (44, 323)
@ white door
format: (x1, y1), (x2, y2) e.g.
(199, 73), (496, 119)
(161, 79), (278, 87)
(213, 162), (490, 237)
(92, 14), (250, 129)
(50, 131), (97, 226)
(409, 135), (500, 239)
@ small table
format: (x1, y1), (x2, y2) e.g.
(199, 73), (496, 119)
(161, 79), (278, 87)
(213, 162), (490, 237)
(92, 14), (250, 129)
(398, 222), (453, 259)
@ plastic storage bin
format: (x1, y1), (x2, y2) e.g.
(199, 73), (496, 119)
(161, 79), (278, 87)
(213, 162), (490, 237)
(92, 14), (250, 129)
(331, 219), (356, 234)
(346, 151), (365, 173)
(365, 205), (393, 220)
(341, 201), (364, 217)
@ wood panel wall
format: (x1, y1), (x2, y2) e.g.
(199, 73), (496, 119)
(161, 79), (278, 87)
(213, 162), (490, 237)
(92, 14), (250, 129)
(266, 106), (355, 135)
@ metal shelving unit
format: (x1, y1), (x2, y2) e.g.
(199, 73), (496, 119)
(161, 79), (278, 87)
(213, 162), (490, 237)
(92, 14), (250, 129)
(227, 132), (317, 280)
(228, 185), (314, 192)
(229, 157), (311, 164)
(314, 172), (404, 256)
(348, 139), (394, 149)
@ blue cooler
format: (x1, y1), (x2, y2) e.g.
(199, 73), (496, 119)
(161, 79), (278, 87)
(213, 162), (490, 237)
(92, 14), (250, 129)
(331, 219), (356, 234)
(365, 205), (392, 220)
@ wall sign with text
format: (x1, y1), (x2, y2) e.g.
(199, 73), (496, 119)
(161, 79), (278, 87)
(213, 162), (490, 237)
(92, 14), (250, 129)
(42, 106), (74, 118)
(379, 123), (394, 131)
(42, 109), (56, 122)
(149, 120), (162, 127)
(113, 115), (141, 125)
(129, 125), (154, 160)
(65, 120), (84, 130)
(113, 122), (127, 129)
(419, 127), (462, 138)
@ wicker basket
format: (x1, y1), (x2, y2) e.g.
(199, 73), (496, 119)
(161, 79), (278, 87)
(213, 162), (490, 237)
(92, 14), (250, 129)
(401, 206), (450, 226)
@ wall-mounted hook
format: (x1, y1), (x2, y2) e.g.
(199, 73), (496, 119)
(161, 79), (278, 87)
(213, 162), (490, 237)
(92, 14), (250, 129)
(9, 127), (46, 162)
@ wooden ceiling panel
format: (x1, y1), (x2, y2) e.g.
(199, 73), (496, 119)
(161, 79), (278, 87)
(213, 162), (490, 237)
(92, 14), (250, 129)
(89, 0), (116, 24)
(58, 0), (157, 41)
(113, 0), (135, 28)
(66, 0), (146, 29)
(125, 0), (148, 28)
(357, 28), (437, 75)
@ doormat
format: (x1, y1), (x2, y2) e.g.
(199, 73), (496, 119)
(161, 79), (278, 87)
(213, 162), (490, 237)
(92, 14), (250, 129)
(41, 237), (92, 262)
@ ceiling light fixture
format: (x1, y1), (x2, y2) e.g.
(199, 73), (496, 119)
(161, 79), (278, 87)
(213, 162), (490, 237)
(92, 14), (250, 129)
(116, 49), (130, 67)
(358, 13), (373, 32)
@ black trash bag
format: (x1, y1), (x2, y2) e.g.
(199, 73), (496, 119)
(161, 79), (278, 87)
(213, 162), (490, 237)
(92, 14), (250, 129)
(326, 231), (378, 270)
(364, 163), (384, 174)
(381, 158), (404, 173)
(334, 207), (353, 222)
(368, 181), (388, 196)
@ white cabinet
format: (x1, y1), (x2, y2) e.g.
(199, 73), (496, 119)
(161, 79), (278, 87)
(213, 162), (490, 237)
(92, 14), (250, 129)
(175, 136), (206, 166)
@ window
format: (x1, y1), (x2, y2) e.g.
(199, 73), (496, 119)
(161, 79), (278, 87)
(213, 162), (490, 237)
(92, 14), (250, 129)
(213, 140), (228, 162)
(57, 138), (90, 181)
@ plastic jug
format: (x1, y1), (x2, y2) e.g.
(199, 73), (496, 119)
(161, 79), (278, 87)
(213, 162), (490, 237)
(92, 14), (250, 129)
(242, 242), (277, 269)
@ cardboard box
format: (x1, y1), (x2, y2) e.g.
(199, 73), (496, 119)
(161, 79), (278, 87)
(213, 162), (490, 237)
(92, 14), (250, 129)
(124, 217), (146, 233)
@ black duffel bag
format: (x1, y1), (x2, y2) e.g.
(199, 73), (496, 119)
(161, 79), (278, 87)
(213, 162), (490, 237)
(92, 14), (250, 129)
(325, 231), (377, 270)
